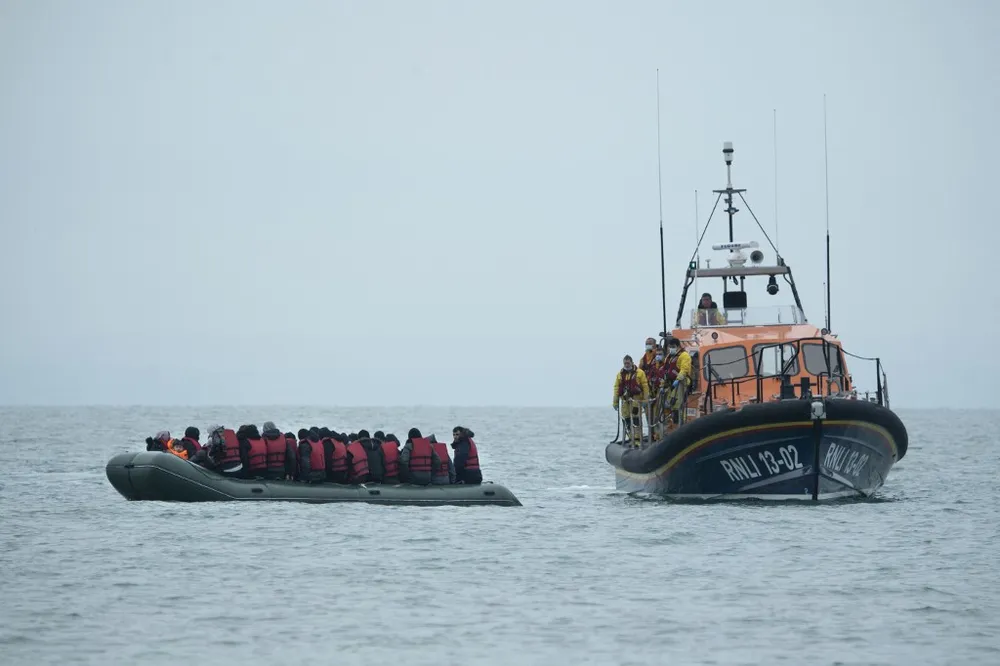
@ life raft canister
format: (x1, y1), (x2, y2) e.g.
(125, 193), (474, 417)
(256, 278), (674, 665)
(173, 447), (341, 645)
(381, 441), (400, 478)
(432, 441), (450, 479)
(346, 440), (369, 483)
(409, 437), (433, 473)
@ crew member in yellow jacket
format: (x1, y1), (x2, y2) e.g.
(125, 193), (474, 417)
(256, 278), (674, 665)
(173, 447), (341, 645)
(663, 337), (693, 424)
(613, 355), (650, 444)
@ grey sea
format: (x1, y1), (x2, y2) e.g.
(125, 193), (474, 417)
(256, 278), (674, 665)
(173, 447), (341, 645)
(1, 406), (997, 666)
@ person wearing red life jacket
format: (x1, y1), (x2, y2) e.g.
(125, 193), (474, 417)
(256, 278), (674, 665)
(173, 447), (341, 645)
(320, 429), (350, 484)
(345, 433), (371, 484)
(177, 426), (201, 458)
(380, 433), (401, 485)
(430, 435), (455, 485)
(362, 431), (388, 484)
(297, 427), (326, 483)
(259, 421), (295, 480)
(400, 428), (441, 486)
(451, 426), (482, 485)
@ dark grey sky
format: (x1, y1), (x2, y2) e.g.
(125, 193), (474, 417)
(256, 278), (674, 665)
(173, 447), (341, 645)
(1, 1), (996, 407)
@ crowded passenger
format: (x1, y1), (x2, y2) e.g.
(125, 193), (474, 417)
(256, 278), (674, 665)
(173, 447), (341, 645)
(318, 428), (349, 484)
(451, 426), (482, 485)
(401, 428), (441, 486)
(298, 427), (325, 483)
(261, 421), (296, 480)
(430, 434), (456, 485)
(362, 431), (386, 483)
(380, 434), (401, 484)
(346, 432), (371, 484)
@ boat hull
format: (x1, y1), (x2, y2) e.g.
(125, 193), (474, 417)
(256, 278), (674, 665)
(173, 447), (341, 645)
(606, 398), (907, 501)
(106, 452), (522, 507)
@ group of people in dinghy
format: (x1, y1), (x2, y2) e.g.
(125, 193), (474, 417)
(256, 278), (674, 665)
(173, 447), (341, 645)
(144, 423), (482, 486)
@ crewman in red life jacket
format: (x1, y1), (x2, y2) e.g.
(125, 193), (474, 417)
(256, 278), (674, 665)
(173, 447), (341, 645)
(451, 426), (482, 485)
(380, 434), (401, 485)
(613, 355), (650, 443)
(638, 337), (658, 376)
(430, 435), (455, 485)
(400, 428), (441, 486)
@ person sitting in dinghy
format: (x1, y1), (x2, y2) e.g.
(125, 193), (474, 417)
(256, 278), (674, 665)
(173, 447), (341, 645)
(400, 428), (442, 486)
(451, 426), (482, 485)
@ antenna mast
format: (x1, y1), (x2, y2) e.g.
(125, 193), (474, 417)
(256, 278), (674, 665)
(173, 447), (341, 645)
(773, 108), (779, 255)
(823, 95), (831, 332)
(656, 69), (667, 338)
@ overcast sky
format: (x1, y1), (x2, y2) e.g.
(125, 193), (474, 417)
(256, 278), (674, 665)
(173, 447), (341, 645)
(1, 1), (996, 407)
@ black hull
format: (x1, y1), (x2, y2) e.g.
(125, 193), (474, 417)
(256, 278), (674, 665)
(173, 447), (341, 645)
(106, 452), (522, 507)
(606, 398), (907, 501)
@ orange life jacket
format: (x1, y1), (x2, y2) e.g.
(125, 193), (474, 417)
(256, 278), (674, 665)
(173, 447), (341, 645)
(166, 439), (189, 460)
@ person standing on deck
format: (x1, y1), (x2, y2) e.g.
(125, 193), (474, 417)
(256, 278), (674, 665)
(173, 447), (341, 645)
(663, 338), (693, 424)
(638, 337), (658, 375)
(613, 355), (650, 443)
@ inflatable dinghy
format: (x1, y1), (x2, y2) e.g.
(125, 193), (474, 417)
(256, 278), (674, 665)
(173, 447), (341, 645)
(106, 451), (522, 507)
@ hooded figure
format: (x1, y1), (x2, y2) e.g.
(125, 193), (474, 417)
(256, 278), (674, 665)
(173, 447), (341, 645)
(357, 429), (385, 483)
(451, 426), (482, 485)
(399, 427), (440, 486)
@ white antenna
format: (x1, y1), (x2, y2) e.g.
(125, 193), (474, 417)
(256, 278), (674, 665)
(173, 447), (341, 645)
(694, 189), (700, 305)
(823, 94), (831, 332)
(773, 108), (779, 254)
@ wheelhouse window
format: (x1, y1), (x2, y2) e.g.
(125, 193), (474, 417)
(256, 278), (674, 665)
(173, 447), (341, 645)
(752, 343), (800, 377)
(702, 346), (750, 382)
(802, 342), (843, 377)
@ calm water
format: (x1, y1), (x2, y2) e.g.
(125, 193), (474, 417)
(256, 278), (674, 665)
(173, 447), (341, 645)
(1, 406), (997, 665)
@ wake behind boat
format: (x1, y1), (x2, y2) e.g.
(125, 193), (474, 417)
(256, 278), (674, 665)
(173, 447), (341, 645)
(605, 141), (908, 501)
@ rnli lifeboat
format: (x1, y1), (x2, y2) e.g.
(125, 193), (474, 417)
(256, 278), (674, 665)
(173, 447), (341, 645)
(605, 141), (908, 501)
(106, 452), (521, 507)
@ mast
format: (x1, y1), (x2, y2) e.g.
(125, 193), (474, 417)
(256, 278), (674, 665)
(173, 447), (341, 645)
(823, 95), (831, 332)
(773, 108), (779, 255)
(656, 69), (667, 338)
(714, 142), (745, 243)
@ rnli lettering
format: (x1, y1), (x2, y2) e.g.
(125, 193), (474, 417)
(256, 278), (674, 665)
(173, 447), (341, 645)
(823, 442), (869, 478)
(719, 445), (803, 482)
